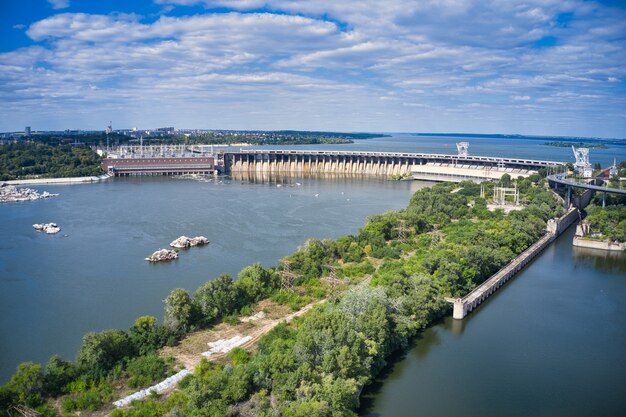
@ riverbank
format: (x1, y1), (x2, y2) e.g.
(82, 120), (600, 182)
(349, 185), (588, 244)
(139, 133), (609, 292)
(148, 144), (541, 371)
(2, 174), (111, 186)
(0, 178), (568, 416)
(447, 206), (579, 319)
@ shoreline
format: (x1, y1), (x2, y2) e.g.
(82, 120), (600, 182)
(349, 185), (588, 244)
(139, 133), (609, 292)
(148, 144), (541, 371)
(2, 174), (111, 186)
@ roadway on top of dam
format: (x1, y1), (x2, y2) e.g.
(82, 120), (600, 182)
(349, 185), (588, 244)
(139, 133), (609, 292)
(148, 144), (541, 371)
(547, 174), (626, 195)
(225, 149), (564, 169)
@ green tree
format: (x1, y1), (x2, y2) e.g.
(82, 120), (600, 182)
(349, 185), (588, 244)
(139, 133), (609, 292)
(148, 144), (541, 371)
(235, 263), (275, 304)
(164, 288), (193, 334)
(194, 274), (239, 324)
(130, 315), (170, 355)
(7, 362), (45, 406)
(44, 355), (78, 396)
(76, 330), (134, 377)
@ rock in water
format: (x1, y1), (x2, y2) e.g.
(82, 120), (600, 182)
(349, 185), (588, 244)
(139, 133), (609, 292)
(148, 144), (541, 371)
(146, 249), (178, 262)
(33, 222), (60, 234)
(170, 235), (210, 248)
(190, 236), (209, 246)
(169, 236), (191, 248)
(1, 185), (59, 203)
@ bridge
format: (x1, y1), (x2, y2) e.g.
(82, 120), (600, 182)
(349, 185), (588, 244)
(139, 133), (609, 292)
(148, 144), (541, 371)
(548, 173), (626, 207)
(224, 149), (563, 182)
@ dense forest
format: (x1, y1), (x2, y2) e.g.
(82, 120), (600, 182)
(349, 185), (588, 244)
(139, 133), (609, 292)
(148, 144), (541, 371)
(0, 143), (103, 181)
(0, 177), (564, 416)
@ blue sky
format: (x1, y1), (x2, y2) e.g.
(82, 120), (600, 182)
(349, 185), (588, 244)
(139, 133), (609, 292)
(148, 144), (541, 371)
(0, 0), (625, 137)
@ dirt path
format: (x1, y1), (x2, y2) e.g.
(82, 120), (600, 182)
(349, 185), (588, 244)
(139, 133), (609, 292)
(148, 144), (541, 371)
(160, 298), (326, 370)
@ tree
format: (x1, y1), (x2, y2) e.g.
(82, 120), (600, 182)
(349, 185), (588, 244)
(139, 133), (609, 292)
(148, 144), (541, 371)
(164, 288), (193, 334)
(44, 355), (78, 396)
(235, 263), (275, 304)
(130, 315), (170, 355)
(194, 274), (239, 324)
(76, 330), (134, 377)
(7, 362), (45, 406)
(499, 173), (512, 187)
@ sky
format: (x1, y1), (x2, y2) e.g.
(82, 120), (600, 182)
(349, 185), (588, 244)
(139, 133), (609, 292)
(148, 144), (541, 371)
(0, 0), (625, 137)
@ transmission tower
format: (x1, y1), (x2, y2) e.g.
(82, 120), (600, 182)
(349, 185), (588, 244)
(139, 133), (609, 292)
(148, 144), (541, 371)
(280, 260), (298, 292)
(320, 265), (343, 296)
(394, 219), (411, 243)
(11, 405), (41, 417)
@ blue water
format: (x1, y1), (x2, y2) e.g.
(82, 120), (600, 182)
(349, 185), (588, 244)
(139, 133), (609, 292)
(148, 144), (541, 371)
(254, 134), (626, 167)
(1, 132), (625, 414)
(0, 174), (426, 383)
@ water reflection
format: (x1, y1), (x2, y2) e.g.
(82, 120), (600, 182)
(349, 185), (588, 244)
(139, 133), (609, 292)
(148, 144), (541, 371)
(573, 246), (626, 274)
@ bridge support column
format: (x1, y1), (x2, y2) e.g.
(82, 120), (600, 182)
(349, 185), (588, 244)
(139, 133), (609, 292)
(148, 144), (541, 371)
(445, 298), (467, 319)
(566, 185), (572, 208)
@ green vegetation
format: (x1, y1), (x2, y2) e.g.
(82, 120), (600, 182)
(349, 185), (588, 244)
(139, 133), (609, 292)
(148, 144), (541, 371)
(543, 141), (608, 149)
(0, 177), (564, 416)
(0, 143), (103, 180)
(585, 204), (626, 242)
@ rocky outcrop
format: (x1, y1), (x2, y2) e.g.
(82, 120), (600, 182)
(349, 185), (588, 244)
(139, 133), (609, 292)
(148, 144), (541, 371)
(33, 223), (61, 234)
(1, 185), (59, 203)
(169, 236), (209, 249)
(145, 249), (178, 262)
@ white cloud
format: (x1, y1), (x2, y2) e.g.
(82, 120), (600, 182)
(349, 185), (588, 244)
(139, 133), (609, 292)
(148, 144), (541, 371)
(48, 0), (70, 10)
(0, 1), (625, 136)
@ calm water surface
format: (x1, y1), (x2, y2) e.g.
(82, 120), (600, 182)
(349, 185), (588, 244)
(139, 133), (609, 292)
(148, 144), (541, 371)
(0, 174), (424, 382)
(361, 227), (626, 417)
(1, 134), (625, 414)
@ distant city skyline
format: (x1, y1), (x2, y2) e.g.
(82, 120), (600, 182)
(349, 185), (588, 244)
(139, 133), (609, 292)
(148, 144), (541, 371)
(1, 0), (625, 138)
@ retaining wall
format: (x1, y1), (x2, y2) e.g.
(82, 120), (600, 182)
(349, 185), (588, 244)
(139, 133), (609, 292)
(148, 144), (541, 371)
(447, 207), (578, 319)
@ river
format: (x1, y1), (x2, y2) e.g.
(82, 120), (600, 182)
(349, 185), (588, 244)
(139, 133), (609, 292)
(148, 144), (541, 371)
(0, 173), (425, 383)
(361, 227), (626, 417)
(1, 134), (625, 415)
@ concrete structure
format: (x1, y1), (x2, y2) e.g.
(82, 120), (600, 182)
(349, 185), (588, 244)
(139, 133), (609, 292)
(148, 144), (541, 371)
(24, 126), (30, 136)
(102, 157), (214, 176)
(548, 173), (626, 208)
(225, 150), (561, 182)
(573, 219), (626, 252)
(573, 237), (626, 251)
(446, 206), (580, 319)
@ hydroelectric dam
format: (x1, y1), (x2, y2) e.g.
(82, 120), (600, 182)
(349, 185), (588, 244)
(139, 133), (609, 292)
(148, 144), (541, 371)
(100, 144), (564, 182)
(224, 149), (563, 182)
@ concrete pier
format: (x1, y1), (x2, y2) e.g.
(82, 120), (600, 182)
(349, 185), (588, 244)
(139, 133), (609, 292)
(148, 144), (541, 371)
(446, 207), (579, 319)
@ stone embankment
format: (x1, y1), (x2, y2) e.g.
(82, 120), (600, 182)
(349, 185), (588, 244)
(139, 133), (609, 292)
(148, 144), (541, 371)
(169, 235), (209, 249)
(0, 185), (58, 203)
(447, 206), (579, 319)
(2, 174), (110, 186)
(33, 223), (61, 234)
(145, 249), (178, 262)
(572, 223), (626, 251)
(573, 236), (626, 251)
